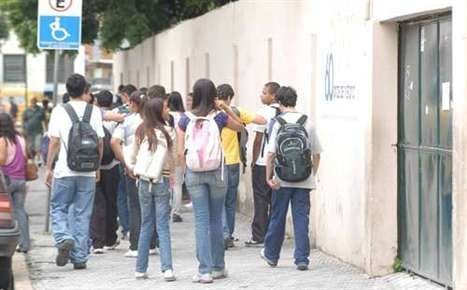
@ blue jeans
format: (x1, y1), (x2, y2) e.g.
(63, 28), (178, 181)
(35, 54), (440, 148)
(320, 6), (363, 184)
(222, 164), (240, 239)
(7, 178), (30, 251)
(51, 176), (95, 263)
(185, 168), (227, 274)
(264, 187), (311, 265)
(136, 179), (172, 273)
(117, 165), (130, 234)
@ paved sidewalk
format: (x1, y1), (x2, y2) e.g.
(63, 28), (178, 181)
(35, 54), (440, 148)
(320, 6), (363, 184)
(24, 176), (442, 290)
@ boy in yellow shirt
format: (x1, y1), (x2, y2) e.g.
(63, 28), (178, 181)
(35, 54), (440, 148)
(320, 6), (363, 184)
(216, 84), (266, 249)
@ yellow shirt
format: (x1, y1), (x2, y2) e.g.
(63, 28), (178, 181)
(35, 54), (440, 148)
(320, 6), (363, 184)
(221, 107), (255, 165)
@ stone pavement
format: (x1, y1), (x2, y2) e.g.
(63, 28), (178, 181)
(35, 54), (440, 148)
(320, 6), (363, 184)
(23, 175), (443, 290)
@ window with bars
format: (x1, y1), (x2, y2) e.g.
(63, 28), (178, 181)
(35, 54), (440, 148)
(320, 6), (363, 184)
(3, 54), (26, 83)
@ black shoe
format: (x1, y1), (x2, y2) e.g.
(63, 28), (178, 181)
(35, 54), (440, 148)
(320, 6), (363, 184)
(56, 239), (74, 267)
(224, 238), (234, 250)
(73, 262), (87, 270)
(296, 263), (309, 271)
(172, 213), (183, 223)
(244, 239), (263, 248)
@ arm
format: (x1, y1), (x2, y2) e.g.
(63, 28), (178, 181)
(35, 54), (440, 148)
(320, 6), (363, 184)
(251, 132), (263, 166)
(313, 154), (321, 175)
(45, 137), (60, 187)
(103, 111), (125, 123)
(177, 128), (186, 165)
(111, 138), (125, 165)
(266, 152), (280, 190)
(252, 115), (266, 125)
(0, 138), (7, 166)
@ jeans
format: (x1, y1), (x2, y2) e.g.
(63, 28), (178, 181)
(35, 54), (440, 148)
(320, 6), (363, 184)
(117, 166), (130, 234)
(251, 165), (272, 242)
(185, 167), (227, 274)
(222, 164), (240, 239)
(172, 166), (184, 215)
(264, 187), (311, 265)
(91, 166), (119, 248)
(136, 179), (173, 273)
(7, 178), (30, 251)
(51, 176), (95, 263)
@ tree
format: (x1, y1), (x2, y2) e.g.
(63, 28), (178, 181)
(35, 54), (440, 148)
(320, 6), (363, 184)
(0, 13), (8, 40)
(0, 0), (236, 53)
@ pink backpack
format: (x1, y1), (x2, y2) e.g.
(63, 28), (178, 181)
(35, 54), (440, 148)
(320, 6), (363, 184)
(184, 112), (223, 172)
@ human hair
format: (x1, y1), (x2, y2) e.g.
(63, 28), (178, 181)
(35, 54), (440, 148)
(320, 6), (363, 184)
(168, 91), (185, 112)
(30, 97), (38, 105)
(192, 79), (217, 116)
(121, 84), (137, 96)
(129, 90), (145, 110)
(136, 97), (173, 152)
(147, 85), (167, 100)
(62, 93), (70, 104)
(265, 82), (280, 96)
(118, 84), (125, 93)
(0, 113), (19, 144)
(139, 87), (148, 95)
(96, 90), (113, 108)
(276, 86), (297, 107)
(216, 84), (234, 101)
(66, 74), (89, 98)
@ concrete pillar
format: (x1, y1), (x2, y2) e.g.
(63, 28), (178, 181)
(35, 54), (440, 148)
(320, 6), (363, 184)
(452, 0), (467, 289)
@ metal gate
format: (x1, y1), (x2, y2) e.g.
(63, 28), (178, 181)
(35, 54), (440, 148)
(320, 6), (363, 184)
(398, 15), (452, 286)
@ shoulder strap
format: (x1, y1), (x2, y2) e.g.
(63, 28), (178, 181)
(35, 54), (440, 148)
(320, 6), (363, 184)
(297, 115), (308, 126)
(276, 116), (287, 127)
(63, 103), (80, 124)
(83, 104), (93, 123)
(231, 106), (240, 117)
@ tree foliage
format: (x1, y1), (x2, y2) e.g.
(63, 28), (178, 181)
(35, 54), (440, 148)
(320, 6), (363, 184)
(0, 0), (236, 53)
(0, 13), (8, 40)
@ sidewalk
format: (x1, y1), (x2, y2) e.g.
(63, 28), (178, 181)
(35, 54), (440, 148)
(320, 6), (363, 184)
(24, 175), (442, 290)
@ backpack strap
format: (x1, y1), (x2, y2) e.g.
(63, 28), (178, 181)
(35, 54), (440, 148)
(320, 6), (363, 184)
(231, 106), (241, 118)
(297, 115), (308, 126)
(275, 116), (287, 127)
(82, 104), (93, 124)
(63, 103), (80, 124)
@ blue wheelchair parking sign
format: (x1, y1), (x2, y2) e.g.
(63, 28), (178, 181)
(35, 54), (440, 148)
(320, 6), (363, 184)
(38, 16), (81, 50)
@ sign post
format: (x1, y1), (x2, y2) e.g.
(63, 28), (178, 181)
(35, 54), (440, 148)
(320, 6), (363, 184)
(37, 0), (82, 232)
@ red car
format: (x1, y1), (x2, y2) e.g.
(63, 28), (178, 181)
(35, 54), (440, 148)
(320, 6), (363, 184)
(0, 173), (19, 290)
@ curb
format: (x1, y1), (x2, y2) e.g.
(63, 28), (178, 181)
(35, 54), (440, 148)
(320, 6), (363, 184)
(13, 253), (34, 290)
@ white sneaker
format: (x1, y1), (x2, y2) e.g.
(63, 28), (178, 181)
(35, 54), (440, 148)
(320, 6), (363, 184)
(92, 248), (104, 254)
(124, 250), (138, 258)
(135, 272), (148, 279)
(104, 240), (120, 250)
(163, 269), (176, 282)
(212, 269), (228, 279)
(149, 248), (159, 256)
(192, 273), (213, 284)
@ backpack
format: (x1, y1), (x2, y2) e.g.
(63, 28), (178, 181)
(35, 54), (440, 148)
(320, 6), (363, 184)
(231, 107), (249, 173)
(274, 115), (312, 182)
(184, 112), (223, 172)
(261, 106), (281, 158)
(101, 126), (115, 166)
(63, 103), (100, 172)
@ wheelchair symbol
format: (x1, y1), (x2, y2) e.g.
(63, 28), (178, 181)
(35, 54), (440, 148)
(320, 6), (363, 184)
(49, 17), (70, 41)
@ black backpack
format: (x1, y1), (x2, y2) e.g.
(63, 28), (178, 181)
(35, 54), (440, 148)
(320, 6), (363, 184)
(231, 107), (249, 173)
(274, 115), (312, 182)
(101, 126), (115, 166)
(63, 103), (100, 172)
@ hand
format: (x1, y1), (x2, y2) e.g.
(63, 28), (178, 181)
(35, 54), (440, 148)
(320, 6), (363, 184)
(45, 169), (53, 188)
(169, 173), (175, 189)
(215, 99), (227, 110)
(267, 178), (280, 190)
(96, 170), (101, 183)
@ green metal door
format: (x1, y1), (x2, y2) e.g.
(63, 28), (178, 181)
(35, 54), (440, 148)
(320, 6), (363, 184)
(398, 15), (452, 286)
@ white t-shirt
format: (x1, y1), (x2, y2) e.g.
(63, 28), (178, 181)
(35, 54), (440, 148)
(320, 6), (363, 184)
(100, 108), (120, 170)
(267, 112), (322, 190)
(112, 113), (143, 164)
(254, 103), (280, 166)
(48, 100), (105, 178)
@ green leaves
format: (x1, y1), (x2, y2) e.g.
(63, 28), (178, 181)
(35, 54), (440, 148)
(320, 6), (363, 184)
(0, 13), (9, 40)
(0, 0), (236, 53)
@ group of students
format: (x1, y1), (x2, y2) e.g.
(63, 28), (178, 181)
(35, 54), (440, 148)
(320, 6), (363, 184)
(40, 73), (322, 283)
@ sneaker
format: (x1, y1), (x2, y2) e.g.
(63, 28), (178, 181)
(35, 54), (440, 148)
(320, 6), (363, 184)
(163, 269), (176, 282)
(192, 273), (213, 283)
(245, 239), (263, 247)
(92, 248), (104, 254)
(73, 262), (87, 270)
(172, 213), (183, 222)
(124, 250), (138, 258)
(212, 269), (228, 280)
(224, 238), (234, 249)
(149, 248), (159, 256)
(135, 272), (148, 280)
(296, 263), (309, 271)
(104, 240), (120, 250)
(260, 248), (277, 267)
(120, 231), (129, 241)
(56, 239), (74, 267)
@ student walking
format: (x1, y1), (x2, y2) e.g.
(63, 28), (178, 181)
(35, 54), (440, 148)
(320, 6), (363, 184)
(0, 113), (30, 253)
(23, 97), (45, 162)
(177, 79), (243, 283)
(127, 97), (176, 281)
(261, 86), (322, 271)
(46, 74), (105, 270)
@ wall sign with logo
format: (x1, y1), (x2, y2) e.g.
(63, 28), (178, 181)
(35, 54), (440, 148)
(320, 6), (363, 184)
(324, 53), (356, 102)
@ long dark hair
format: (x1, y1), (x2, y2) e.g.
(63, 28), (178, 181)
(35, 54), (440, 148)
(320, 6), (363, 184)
(192, 79), (217, 116)
(136, 98), (173, 152)
(0, 113), (19, 144)
(168, 91), (185, 112)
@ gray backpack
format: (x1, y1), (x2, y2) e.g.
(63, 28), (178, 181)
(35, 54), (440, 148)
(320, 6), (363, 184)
(63, 103), (100, 172)
(231, 107), (249, 173)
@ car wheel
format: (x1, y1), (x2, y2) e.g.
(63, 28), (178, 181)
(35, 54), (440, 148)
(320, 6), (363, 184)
(8, 271), (14, 290)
